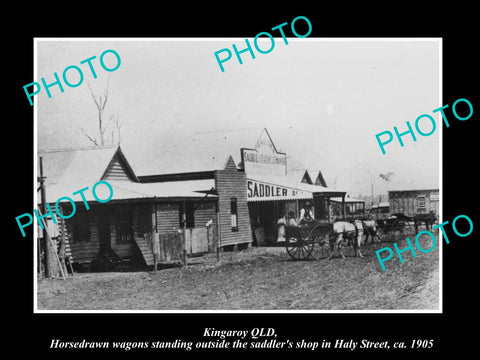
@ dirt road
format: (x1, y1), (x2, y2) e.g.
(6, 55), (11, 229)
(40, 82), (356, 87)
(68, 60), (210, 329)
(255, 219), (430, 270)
(37, 237), (439, 311)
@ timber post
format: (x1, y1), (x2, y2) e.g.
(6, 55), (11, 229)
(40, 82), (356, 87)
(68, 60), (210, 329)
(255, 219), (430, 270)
(182, 201), (187, 267)
(216, 202), (221, 261)
(39, 156), (52, 278)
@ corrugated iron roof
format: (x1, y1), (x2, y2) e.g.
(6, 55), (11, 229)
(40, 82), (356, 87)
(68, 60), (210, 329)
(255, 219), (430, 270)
(38, 146), (119, 188)
(247, 174), (346, 195)
(49, 179), (217, 203)
(331, 197), (366, 203)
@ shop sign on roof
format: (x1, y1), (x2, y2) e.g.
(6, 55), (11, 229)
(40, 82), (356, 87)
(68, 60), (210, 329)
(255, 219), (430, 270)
(241, 129), (287, 176)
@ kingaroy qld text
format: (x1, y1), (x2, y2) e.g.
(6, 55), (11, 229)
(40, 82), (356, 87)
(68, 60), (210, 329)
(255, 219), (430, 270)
(376, 214), (473, 271)
(15, 180), (114, 237)
(375, 98), (473, 155)
(214, 16), (312, 72)
(23, 49), (121, 106)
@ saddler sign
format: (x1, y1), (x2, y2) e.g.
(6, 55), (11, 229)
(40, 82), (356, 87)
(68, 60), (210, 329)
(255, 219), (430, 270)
(246, 179), (312, 202)
(241, 128), (287, 177)
(242, 129), (313, 202)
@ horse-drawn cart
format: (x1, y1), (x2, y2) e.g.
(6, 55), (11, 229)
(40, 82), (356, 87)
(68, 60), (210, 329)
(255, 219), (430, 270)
(376, 217), (408, 242)
(285, 222), (333, 260)
(376, 212), (436, 242)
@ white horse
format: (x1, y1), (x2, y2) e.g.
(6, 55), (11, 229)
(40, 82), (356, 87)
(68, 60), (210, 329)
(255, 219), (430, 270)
(329, 220), (364, 258)
(362, 220), (378, 243)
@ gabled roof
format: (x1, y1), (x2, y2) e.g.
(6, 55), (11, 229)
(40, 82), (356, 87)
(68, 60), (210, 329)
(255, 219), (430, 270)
(248, 174), (347, 196)
(288, 169), (312, 184)
(38, 145), (139, 202)
(307, 169), (328, 187)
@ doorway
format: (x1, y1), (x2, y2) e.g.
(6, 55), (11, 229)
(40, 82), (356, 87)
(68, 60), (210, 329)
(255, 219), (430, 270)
(249, 201), (286, 245)
(97, 207), (111, 255)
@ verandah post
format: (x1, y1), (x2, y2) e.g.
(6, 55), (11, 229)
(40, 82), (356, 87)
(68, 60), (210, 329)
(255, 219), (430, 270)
(183, 201), (187, 267)
(216, 201), (221, 261)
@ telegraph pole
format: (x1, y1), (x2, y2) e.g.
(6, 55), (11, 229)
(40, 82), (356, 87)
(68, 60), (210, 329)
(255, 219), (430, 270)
(38, 156), (50, 278)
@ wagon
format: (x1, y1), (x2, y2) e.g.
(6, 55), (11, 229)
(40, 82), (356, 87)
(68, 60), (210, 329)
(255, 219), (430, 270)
(413, 212), (437, 231)
(376, 212), (437, 242)
(284, 222), (333, 260)
(376, 213), (417, 242)
(376, 218), (404, 242)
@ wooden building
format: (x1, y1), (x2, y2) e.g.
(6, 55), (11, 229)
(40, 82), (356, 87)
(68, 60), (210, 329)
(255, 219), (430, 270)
(388, 189), (439, 218)
(139, 155), (252, 251)
(240, 129), (347, 244)
(38, 128), (346, 271)
(331, 197), (366, 220)
(368, 201), (390, 219)
(39, 146), (249, 271)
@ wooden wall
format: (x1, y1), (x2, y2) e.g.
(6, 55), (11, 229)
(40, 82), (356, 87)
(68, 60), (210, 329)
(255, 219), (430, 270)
(62, 202), (152, 264)
(60, 197), (222, 267)
(214, 156), (253, 248)
(153, 200), (218, 251)
(154, 203), (180, 233)
(189, 201), (217, 250)
(102, 152), (136, 182)
(63, 208), (100, 264)
(389, 190), (439, 217)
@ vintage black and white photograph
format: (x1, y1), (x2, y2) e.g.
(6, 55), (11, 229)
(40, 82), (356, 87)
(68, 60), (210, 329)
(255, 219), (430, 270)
(34, 38), (441, 312)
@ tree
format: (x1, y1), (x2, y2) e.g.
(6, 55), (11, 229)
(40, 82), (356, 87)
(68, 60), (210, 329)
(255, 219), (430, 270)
(80, 80), (122, 146)
(369, 171), (394, 206)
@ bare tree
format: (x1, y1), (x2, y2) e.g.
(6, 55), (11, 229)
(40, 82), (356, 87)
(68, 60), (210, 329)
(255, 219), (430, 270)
(80, 79), (122, 146)
(369, 171), (394, 206)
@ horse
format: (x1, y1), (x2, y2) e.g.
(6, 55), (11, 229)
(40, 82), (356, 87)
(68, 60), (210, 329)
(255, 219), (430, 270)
(329, 220), (364, 258)
(362, 220), (378, 243)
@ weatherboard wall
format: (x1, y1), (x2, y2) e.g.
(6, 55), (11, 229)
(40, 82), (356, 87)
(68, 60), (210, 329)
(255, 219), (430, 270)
(214, 157), (253, 248)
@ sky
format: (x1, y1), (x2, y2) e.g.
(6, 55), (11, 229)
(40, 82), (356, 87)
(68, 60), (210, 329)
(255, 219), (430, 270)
(36, 38), (441, 199)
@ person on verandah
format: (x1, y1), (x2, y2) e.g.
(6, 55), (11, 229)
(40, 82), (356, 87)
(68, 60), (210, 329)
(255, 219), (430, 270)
(287, 211), (299, 226)
(299, 201), (314, 225)
(276, 213), (286, 242)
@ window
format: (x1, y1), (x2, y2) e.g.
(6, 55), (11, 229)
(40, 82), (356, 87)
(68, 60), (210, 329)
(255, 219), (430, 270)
(116, 206), (133, 244)
(231, 198), (238, 231)
(417, 195), (426, 209)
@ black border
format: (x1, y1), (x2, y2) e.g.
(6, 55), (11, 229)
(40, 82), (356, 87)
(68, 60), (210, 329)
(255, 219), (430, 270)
(9, 5), (479, 356)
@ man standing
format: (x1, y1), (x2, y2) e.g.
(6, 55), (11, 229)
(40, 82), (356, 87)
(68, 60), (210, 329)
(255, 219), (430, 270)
(299, 201), (314, 224)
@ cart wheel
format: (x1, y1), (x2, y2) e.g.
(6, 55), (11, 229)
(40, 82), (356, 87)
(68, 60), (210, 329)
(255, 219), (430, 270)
(378, 228), (394, 242)
(286, 236), (314, 260)
(392, 220), (405, 240)
(325, 232), (345, 258)
(310, 235), (333, 260)
(407, 222), (417, 236)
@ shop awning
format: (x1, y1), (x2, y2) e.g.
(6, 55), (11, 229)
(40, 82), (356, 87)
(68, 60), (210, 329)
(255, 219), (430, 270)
(331, 197), (365, 204)
(246, 175), (346, 202)
(46, 179), (217, 204)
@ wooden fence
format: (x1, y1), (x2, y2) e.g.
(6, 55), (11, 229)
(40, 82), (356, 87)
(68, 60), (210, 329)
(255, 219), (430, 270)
(145, 232), (183, 265)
